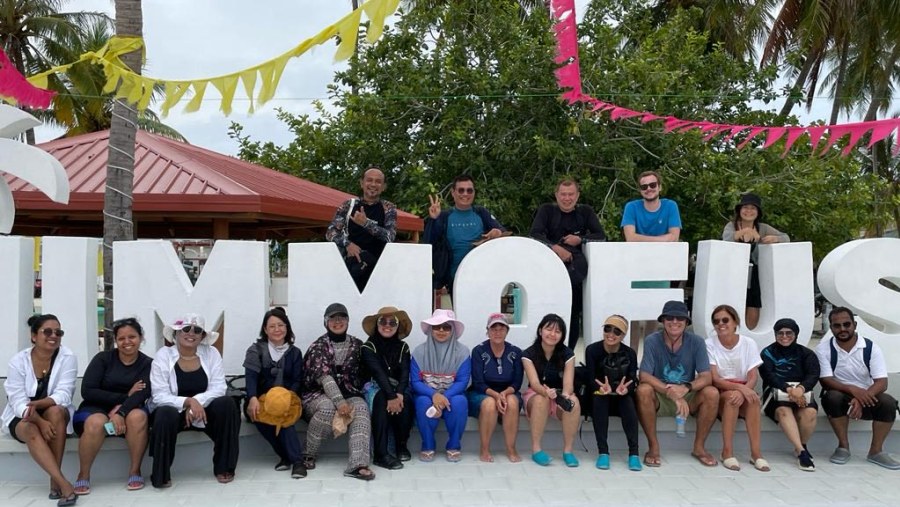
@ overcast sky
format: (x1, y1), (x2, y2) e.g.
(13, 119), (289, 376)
(43, 0), (863, 156)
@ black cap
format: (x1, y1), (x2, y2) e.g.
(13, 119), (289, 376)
(773, 318), (799, 336)
(324, 303), (348, 318)
(657, 300), (692, 325)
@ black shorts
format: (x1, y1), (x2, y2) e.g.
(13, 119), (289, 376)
(8, 417), (27, 443)
(763, 397), (818, 423)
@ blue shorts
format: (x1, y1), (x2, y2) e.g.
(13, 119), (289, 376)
(466, 390), (522, 419)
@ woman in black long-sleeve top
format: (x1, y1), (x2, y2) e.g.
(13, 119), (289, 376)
(243, 308), (306, 478)
(759, 318), (819, 471)
(584, 315), (640, 471)
(74, 318), (153, 492)
(361, 306), (413, 470)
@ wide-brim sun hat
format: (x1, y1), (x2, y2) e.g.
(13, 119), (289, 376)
(657, 300), (692, 325)
(162, 313), (220, 345)
(420, 309), (465, 337)
(256, 386), (302, 435)
(362, 306), (413, 339)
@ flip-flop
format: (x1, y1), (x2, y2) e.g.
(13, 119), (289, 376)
(57, 492), (77, 507)
(215, 473), (235, 484)
(49, 489), (62, 500)
(722, 456), (741, 471)
(643, 453), (661, 467)
(419, 450), (435, 462)
(73, 479), (91, 496)
(691, 452), (718, 467)
(343, 466), (375, 481)
(750, 457), (771, 472)
(126, 475), (145, 491)
(446, 449), (462, 462)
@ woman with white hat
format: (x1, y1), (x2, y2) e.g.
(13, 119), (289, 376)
(361, 306), (414, 469)
(148, 314), (240, 488)
(411, 309), (471, 462)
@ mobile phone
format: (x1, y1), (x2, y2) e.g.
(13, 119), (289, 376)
(103, 421), (116, 435)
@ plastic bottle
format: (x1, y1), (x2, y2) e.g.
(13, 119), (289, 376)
(675, 414), (686, 437)
(511, 284), (522, 324)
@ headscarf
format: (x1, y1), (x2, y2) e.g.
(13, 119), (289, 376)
(412, 325), (469, 390)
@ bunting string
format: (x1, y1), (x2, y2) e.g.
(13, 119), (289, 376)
(15, 0), (400, 116)
(0, 48), (56, 109)
(549, 0), (900, 157)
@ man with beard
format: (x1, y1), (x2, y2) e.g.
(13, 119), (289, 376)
(326, 167), (397, 291)
(530, 179), (606, 349)
(815, 307), (900, 469)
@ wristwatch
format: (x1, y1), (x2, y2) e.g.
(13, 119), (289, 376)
(681, 382), (693, 392)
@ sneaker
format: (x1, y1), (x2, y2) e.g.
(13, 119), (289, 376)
(802, 443), (812, 459)
(274, 459), (290, 471)
(397, 445), (412, 462)
(291, 463), (307, 479)
(797, 450), (815, 471)
(829, 447), (851, 465)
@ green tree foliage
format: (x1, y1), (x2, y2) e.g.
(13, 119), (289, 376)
(231, 0), (881, 261)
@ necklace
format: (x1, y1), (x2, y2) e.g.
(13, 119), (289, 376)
(179, 354), (198, 360)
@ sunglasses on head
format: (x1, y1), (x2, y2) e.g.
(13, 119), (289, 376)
(639, 181), (659, 191)
(712, 317), (731, 325)
(455, 187), (475, 194)
(377, 317), (399, 327)
(433, 323), (453, 332)
(663, 315), (687, 322)
(180, 325), (204, 335)
(830, 321), (853, 329)
(40, 328), (65, 338)
(603, 325), (624, 337)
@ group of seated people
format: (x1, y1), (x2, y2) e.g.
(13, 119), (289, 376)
(3, 302), (898, 504)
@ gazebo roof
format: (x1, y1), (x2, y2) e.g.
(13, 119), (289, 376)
(7, 130), (423, 239)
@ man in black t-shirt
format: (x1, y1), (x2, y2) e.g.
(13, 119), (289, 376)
(326, 167), (398, 291)
(530, 179), (606, 348)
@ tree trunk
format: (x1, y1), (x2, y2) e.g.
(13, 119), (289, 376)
(829, 37), (850, 125)
(778, 50), (819, 118)
(102, 0), (143, 349)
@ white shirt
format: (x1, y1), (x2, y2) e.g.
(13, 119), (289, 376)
(706, 334), (762, 382)
(1, 346), (78, 435)
(149, 344), (226, 413)
(815, 335), (887, 389)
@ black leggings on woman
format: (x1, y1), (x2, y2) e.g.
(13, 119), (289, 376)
(591, 393), (639, 455)
(370, 389), (413, 460)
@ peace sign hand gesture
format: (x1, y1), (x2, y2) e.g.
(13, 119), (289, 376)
(428, 194), (442, 219)
(615, 376), (633, 396)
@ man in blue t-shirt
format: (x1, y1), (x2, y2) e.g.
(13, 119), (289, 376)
(425, 175), (505, 291)
(635, 300), (719, 468)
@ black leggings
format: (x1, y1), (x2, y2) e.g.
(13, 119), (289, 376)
(821, 390), (898, 422)
(369, 390), (413, 460)
(591, 393), (639, 455)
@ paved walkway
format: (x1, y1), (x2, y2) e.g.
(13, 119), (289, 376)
(3, 446), (898, 507)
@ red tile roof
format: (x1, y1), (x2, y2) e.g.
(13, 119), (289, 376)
(8, 130), (422, 232)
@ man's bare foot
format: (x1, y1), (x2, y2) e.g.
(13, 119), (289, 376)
(507, 451), (522, 463)
(479, 449), (494, 462)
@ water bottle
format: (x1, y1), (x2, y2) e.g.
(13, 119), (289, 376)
(511, 284), (522, 324)
(675, 415), (686, 438)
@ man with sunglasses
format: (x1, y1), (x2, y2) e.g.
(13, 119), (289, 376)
(815, 307), (900, 469)
(425, 174), (506, 292)
(326, 167), (397, 291)
(635, 301), (719, 468)
(530, 178), (607, 349)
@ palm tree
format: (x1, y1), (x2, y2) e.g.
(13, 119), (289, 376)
(0, 0), (110, 143)
(102, 0), (142, 348)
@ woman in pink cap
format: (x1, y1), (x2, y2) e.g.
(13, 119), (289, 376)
(410, 309), (471, 462)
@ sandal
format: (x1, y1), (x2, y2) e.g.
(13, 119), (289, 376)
(446, 449), (462, 463)
(419, 450), (435, 462)
(343, 466), (375, 481)
(722, 457), (741, 471)
(49, 489), (62, 500)
(73, 479), (91, 496)
(215, 473), (235, 484)
(302, 455), (317, 470)
(691, 452), (718, 467)
(643, 453), (661, 467)
(126, 475), (145, 491)
(750, 457), (771, 472)
(57, 492), (78, 507)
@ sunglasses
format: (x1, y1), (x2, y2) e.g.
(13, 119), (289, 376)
(603, 325), (624, 337)
(712, 317), (731, 325)
(180, 325), (204, 334)
(377, 317), (399, 327)
(40, 328), (65, 338)
(328, 315), (349, 323)
(830, 321), (853, 329)
(455, 187), (475, 195)
(663, 315), (687, 322)
(639, 181), (659, 191)
(433, 323), (453, 332)
(776, 330), (795, 337)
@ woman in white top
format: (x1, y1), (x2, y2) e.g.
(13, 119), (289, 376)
(1, 314), (78, 506)
(148, 314), (240, 488)
(706, 304), (768, 472)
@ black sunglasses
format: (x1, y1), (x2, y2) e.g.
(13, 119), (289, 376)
(603, 325), (624, 337)
(433, 323), (453, 331)
(180, 325), (204, 334)
(377, 317), (399, 327)
(455, 187), (475, 194)
(830, 321), (854, 329)
(663, 315), (687, 322)
(40, 328), (65, 338)
(712, 317), (731, 325)
(639, 181), (659, 191)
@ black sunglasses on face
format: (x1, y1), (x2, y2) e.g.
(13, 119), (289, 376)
(180, 325), (204, 334)
(40, 328), (65, 338)
(639, 181), (659, 191)
(433, 323), (453, 332)
(378, 317), (399, 327)
(455, 187), (475, 194)
(663, 315), (687, 322)
(713, 317), (731, 325)
(603, 325), (624, 337)
(831, 321), (854, 329)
